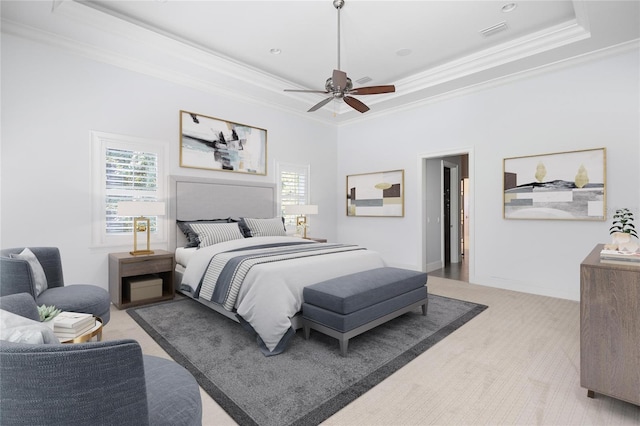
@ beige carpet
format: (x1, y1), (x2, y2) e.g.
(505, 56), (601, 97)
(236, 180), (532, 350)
(104, 277), (640, 425)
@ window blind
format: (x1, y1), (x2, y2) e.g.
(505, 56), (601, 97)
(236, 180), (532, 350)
(105, 148), (159, 234)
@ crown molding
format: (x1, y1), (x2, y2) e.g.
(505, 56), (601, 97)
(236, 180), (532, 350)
(337, 39), (639, 127)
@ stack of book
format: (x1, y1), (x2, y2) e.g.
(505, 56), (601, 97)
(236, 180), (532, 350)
(600, 249), (640, 266)
(53, 312), (95, 340)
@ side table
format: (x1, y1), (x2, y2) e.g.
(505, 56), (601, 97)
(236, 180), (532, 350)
(109, 250), (175, 309)
(59, 317), (103, 344)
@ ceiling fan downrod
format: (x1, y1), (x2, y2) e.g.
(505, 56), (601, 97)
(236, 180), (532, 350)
(334, 0), (344, 72)
(283, 0), (395, 114)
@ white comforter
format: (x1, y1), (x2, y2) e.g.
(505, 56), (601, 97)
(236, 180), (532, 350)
(180, 236), (386, 353)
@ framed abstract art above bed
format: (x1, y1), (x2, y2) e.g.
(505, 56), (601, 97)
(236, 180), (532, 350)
(179, 110), (267, 175)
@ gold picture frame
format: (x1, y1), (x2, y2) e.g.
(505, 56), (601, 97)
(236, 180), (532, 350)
(503, 148), (606, 220)
(180, 110), (267, 175)
(347, 169), (404, 217)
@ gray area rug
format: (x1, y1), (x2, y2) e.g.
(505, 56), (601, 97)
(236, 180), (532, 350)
(128, 294), (487, 426)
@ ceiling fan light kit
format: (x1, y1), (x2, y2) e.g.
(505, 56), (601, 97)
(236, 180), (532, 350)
(284, 0), (395, 114)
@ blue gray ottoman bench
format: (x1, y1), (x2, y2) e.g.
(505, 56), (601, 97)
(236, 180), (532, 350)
(302, 267), (428, 356)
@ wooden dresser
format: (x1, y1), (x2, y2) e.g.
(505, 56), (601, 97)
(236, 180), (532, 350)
(580, 244), (640, 405)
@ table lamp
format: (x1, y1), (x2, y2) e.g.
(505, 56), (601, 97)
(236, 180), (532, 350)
(116, 201), (165, 256)
(284, 204), (318, 239)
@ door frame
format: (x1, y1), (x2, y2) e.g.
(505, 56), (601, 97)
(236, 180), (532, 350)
(418, 147), (474, 281)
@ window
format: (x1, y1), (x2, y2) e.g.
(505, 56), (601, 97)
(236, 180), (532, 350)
(105, 147), (159, 235)
(91, 131), (166, 247)
(278, 163), (310, 232)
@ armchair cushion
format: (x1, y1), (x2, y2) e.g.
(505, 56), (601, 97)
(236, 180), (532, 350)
(37, 285), (111, 324)
(9, 248), (48, 296)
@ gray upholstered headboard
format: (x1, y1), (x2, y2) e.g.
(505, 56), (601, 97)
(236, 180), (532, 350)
(168, 175), (277, 250)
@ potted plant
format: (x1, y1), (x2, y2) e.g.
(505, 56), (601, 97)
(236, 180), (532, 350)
(609, 208), (637, 238)
(38, 304), (61, 328)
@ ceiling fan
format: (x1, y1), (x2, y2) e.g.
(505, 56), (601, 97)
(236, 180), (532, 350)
(284, 0), (395, 113)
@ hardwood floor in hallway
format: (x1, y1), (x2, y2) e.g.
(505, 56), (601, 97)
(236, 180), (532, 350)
(429, 253), (469, 282)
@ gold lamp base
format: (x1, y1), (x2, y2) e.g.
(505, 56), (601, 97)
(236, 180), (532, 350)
(130, 216), (154, 256)
(296, 216), (308, 239)
(130, 250), (155, 256)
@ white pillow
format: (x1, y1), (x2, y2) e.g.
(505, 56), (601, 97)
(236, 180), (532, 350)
(10, 248), (48, 296)
(241, 217), (286, 237)
(190, 222), (245, 248)
(0, 309), (60, 344)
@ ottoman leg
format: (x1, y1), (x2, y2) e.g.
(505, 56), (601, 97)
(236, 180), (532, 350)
(303, 322), (311, 340)
(421, 300), (428, 316)
(339, 337), (349, 356)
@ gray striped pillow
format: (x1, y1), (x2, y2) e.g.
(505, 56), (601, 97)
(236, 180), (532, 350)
(189, 222), (245, 248)
(241, 217), (286, 237)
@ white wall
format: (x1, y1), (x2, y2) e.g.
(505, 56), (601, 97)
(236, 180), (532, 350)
(1, 33), (338, 290)
(337, 48), (640, 301)
(2, 30), (639, 302)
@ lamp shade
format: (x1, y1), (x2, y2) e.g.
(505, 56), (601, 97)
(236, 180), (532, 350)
(283, 204), (318, 215)
(116, 201), (165, 217)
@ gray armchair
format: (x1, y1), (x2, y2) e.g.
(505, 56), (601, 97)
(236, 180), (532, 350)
(0, 293), (203, 426)
(0, 247), (110, 324)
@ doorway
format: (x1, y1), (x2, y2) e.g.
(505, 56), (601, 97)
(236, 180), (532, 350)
(421, 152), (471, 282)
(442, 160), (460, 266)
(443, 165), (451, 265)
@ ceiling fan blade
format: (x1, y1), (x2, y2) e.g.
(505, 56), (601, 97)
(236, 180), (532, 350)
(350, 85), (396, 95)
(333, 69), (348, 91)
(344, 96), (370, 113)
(308, 96), (334, 112)
(284, 89), (329, 94)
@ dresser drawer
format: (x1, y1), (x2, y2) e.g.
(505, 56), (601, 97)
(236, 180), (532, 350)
(120, 257), (173, 277)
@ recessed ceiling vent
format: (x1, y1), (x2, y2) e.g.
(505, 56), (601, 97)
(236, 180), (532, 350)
(479, 21), (509, 37)
(356, 76), (372, 85)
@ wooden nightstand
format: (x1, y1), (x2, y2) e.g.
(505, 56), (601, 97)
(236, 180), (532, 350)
(304, 237), (327, 243)
(108, 250), (174, 309)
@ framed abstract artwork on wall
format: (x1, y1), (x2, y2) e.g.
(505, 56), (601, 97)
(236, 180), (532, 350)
(503, 148), (606, 220)
(180, 110), (267, 175)
(347, 169), (404, 217)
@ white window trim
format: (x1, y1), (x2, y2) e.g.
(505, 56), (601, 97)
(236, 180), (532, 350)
(90, 131), (168, 249)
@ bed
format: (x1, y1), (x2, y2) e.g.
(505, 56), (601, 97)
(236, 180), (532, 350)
(168, 176), (386, 356)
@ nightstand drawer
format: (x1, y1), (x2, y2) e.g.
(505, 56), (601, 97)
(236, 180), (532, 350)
(120, 257), (173, 277)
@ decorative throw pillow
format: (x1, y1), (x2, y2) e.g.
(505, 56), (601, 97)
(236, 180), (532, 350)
(177, 219), (231, 248)
(189, 222), (245, 248)
(239, 217), (286, 237)
(0, 309), (59, 344)
(10, 248), (48, 296)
